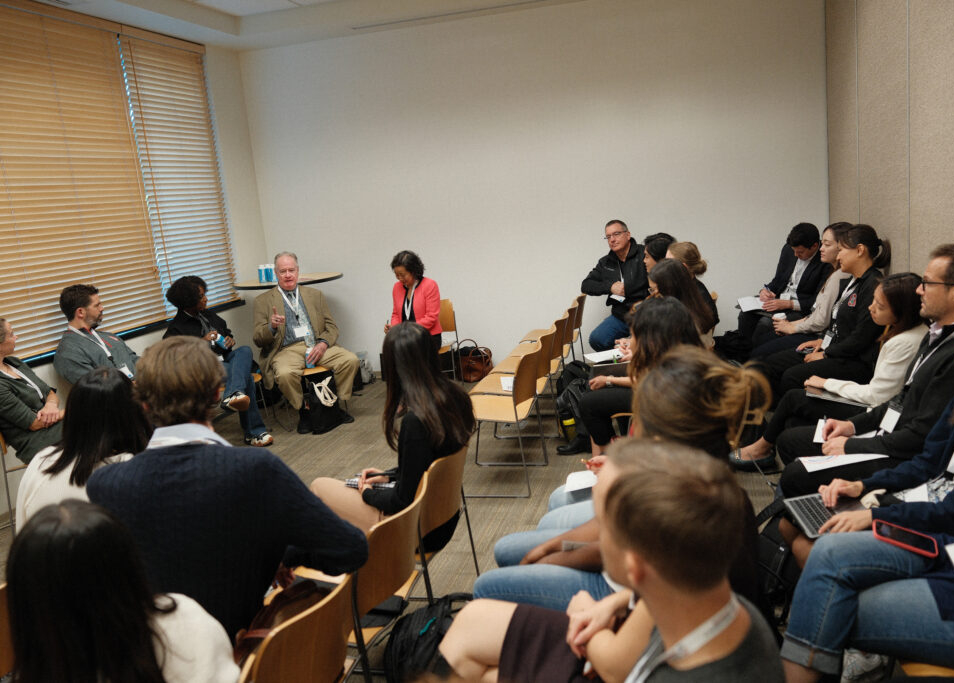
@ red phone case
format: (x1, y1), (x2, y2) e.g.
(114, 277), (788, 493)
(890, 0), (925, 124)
(873, 520), (939, 558)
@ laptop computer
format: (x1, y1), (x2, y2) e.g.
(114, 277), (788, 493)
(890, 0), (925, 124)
(783, 493), (865, 539)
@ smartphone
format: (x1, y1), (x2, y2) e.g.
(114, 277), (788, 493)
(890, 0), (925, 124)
(872, 520), (938, 558)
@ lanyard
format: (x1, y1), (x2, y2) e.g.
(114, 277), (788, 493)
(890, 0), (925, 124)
(830, 276), (857, 323)
(0, 365), (44, 400)
(68, 325), (112, 358)
(906, 331), (954, 386)
(626, 595), (740, 683)
(403, 282), (417, 320)
(280, 287), (300, 316)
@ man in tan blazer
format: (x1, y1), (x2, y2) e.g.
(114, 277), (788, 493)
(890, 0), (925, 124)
(253, 252), (358, 430)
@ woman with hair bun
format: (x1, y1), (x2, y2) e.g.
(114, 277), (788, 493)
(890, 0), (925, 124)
(648, 258), (717, 347)
(385, 250), (443, 354)
(7, 499), (238, 683)
(667, 240), (720, 327)
(757, 223), (890, 402)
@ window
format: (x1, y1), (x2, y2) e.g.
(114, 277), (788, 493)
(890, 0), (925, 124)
(0, 2), (236, 360)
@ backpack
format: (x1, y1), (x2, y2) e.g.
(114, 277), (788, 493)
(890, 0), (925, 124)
(556, 360), (589, 395)
(755, 499), (801, 639)
(555, 377), (590, 440)
(382, 593), (471, 683)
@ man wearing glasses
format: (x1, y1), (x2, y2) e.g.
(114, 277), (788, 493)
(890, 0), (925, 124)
(581, 219), (649, 351)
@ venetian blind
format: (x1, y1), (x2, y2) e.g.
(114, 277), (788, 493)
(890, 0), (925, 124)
(120, 36), (237, 312)
(0, 5), (167, 358)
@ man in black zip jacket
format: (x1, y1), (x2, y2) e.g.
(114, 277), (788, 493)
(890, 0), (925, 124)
(581, 219), (649, 351)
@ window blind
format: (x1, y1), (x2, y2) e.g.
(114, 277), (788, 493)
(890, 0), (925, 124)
(120, 36), (237, 312)
(0, 5), (167, 358)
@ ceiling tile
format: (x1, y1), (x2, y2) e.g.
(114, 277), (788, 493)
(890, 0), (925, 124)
(194, 0), (299, 16)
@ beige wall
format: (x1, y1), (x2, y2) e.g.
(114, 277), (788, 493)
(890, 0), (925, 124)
(827, 0), (954, 273)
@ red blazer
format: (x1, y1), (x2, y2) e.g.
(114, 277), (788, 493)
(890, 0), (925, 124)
(390, 277), (442, 335)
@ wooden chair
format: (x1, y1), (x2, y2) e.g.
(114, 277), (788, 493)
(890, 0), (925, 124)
(0, 432), (26, 535)
(239, 576), (353, 683)
(416, 446), (479, 603)
(899, 661), (954, 677)
(438, 299), (460, 379)
(571, 293), (586, 360)
(296, 476), (426, 683)
(0, 582), (13, 677)
(559, 301), (579, 365)
(469, 346), (548, 498)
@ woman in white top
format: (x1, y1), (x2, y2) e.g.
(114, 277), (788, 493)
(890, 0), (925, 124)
(733, 272), (925, 470)
(7, 499), (239, 683)
(15, 366), (151, 528)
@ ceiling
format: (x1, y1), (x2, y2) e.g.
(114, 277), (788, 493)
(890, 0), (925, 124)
(39, 0), (586, 50)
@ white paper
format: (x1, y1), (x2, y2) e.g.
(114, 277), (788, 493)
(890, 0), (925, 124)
(813, 418), (876, 443)
(899, 483), (930, 503)
(609, 294), (626, 302)
(738, 296), (764, 312)
(798, 453), (888, 472)
(946, 542), (954, 568)
(584, 349), (623, 364)
(499, 375), (514, 392)
(565, 469), (598, 492)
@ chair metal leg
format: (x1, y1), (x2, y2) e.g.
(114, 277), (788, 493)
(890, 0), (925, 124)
(469, 411), (537, 498)
(350, 582), (373, 683)
(417, 526), (435, 606)
(460, 484), (480, 576)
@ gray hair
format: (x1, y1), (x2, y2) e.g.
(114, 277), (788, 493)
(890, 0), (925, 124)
(273, 251), (299, 268)
(0, 318), (6, 343)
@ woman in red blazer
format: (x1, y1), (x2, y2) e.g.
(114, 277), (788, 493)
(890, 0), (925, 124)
(386, 250), (442, 353)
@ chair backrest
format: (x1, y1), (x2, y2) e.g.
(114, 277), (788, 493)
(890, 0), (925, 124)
(562, 302), (578, 349)
(353, 474), (426, 617)
(0, 431), (7, 456)
(418, 446), (467, 539)
(573, 293), (586, 329)
(511, 345), (542, 406)
(0, 582), (14, 677)
(246, 576), (353, 683)
(533, 326), (559, 379)
(438, 299), (457, 333)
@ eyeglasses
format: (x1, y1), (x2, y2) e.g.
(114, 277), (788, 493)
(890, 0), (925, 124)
(919, 279), (954, 288)
(603, 231), (628, 241)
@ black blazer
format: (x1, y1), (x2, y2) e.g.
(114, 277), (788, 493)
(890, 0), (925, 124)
(824, 266), (883, 367)
(848, 326), (954, 460)
(163, 309), (233, 358)
(766, 244), (832, 313)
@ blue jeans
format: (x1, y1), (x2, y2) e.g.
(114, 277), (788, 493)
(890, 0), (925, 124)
(472, 563), (613, 610)
(548, 484), (592, 511)
(224, 345), (268, 438)
(782, 532), (954, 673)
(492, 500), (595, 567)
(588, 314), (629, 352)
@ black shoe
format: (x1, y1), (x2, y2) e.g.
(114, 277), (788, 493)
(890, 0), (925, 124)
(297, 407), (312, 434)
(556, 434), (589, 455)
(339, 410), (355, 424)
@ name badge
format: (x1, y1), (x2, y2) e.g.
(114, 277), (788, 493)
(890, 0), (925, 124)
(292, 325), (308, 339)
(821, 332), (833, 350)
(879, 406), (901, 433)
(946, 542), (954, 568)
(117, 364), (134, 379)
(609, 294), (626, 302)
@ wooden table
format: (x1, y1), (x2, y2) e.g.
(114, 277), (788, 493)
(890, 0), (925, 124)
(233, 272), (343, 290)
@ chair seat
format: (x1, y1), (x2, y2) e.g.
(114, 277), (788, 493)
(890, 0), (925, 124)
(520, 328), (549, 343)
(900, 661), (954, 676)
(471, 393), (535, 422)
(506, 341), (538, 358)
(470, 374), (514, 395)
(301, 365), (329, 377)
(491, 356), (520, 374)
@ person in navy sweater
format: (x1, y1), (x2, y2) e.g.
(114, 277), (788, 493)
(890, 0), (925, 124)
(88, 336), (368, 639)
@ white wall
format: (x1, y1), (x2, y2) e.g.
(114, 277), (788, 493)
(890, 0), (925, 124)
(239, 0), (830, 364)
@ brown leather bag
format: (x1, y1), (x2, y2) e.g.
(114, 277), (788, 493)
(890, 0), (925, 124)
(456, 339), (493, 382)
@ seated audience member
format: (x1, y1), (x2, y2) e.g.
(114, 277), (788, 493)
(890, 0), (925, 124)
(87, 336), (368, 639)
(253, 251), (359, 432)
(440, 441), (784, 683)
(582, 219), (649, 351)
(773, 245), (954, 496)
(750, 222), (851, 358)
(648, 258), (716, 347)
(666, 240), (720, 326)
(310, 323), (474, 546)
(53, 284), (139, 383)
(756, 224), (889, 402)
(16, 367), (150, 527)
(164, 276), (273, 447)
(0, 317), (63, 464)
(384, 250), (442, 355)
(573, 298), (703, 460)
(733, 273), (925, 471)
(642, 231), (676, 272)
(779, 404), (954, 680)
(472, 346), (770, 614)
(7, 500), (239, 683)
(737, 222), (831, 348)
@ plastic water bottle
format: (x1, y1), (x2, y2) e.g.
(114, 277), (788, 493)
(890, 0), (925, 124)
(258, 264), (267, 283)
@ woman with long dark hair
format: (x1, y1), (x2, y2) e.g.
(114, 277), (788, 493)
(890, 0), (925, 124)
(310, 322), (475, 536)
(648, 257), (717, 346)
(16, 366), (151, 527)
(666, 240), (720, 326)
(7, 500), (238, 683)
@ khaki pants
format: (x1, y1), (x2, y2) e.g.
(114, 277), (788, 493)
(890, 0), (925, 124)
(270, 341), (360, 409)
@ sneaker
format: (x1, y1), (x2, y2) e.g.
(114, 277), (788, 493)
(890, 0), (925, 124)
(221, 392), (250, 412)
(841, 649), (892, 682)
(245, 432), (274, 447)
